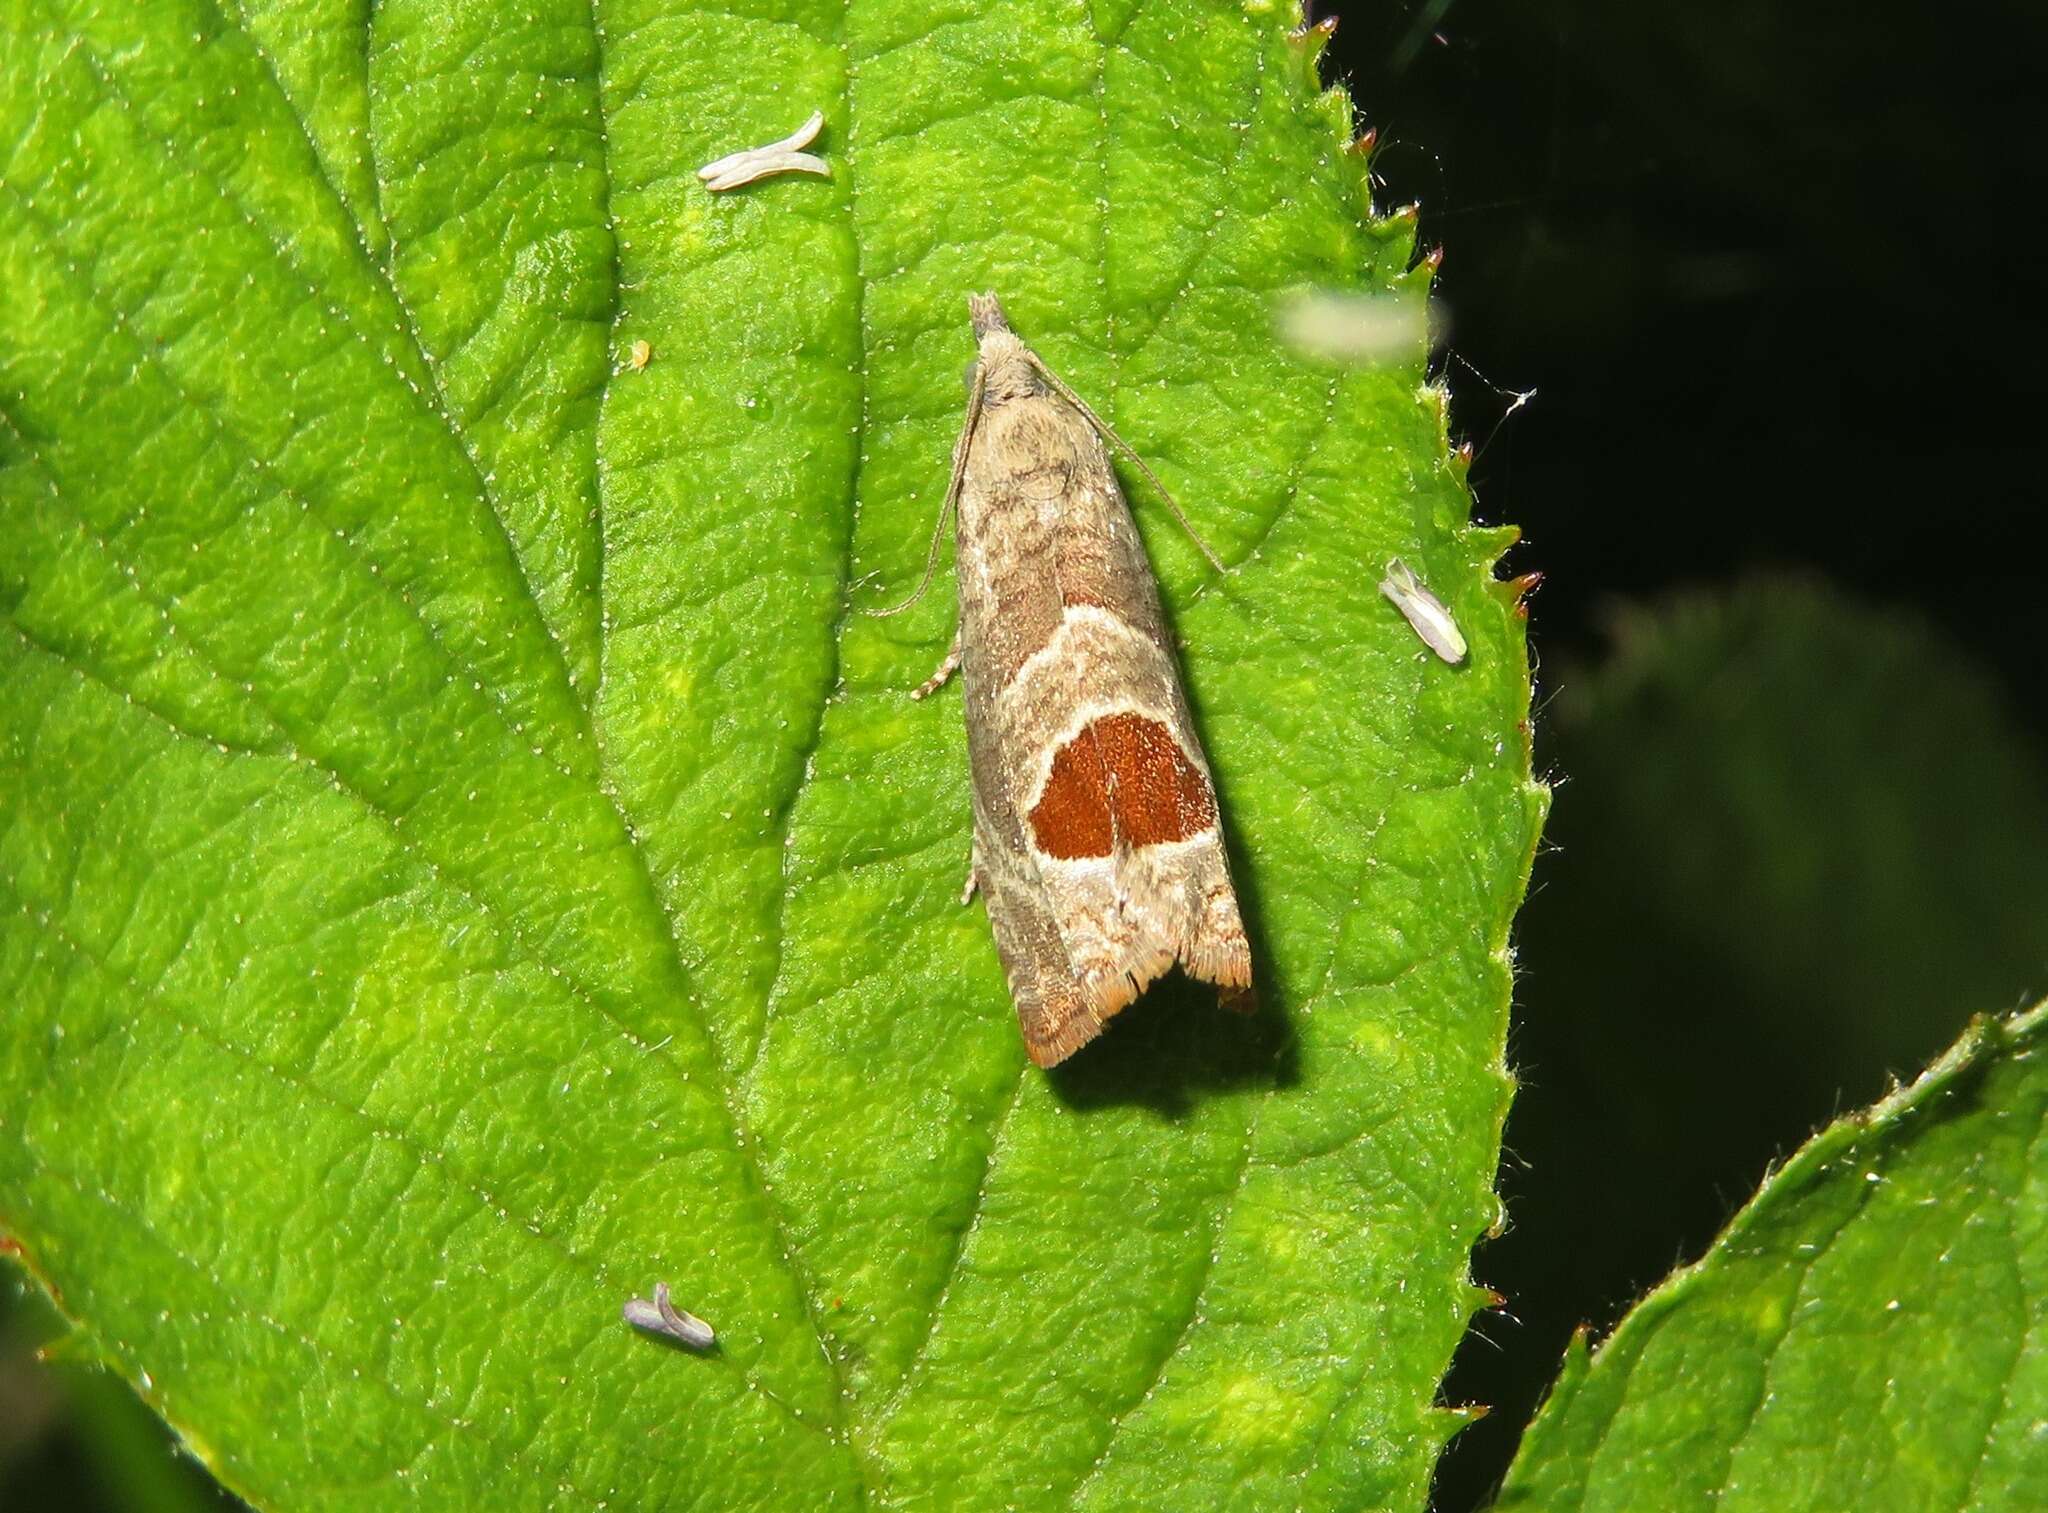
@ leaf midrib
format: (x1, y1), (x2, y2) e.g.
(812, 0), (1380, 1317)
(47, 22), (597, 774)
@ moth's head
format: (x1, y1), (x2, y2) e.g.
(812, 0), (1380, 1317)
(967, 292), (1010, 338)
(966, 291), (1040, 404)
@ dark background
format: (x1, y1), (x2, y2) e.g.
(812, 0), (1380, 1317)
(5, 1), (2045, 1507)
(1331, 0), (2044, 705)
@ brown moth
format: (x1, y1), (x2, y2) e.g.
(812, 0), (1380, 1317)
(879, 293), (1252, 1067)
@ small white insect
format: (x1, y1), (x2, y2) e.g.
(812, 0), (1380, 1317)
(1380, 558), (1468, 664)
(622, 1282), (715, 1350)
(697, 111), (830, 192)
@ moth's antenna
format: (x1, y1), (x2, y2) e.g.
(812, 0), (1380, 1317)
(1023, 354), (1227, 574)
(866, 359), (987, 617)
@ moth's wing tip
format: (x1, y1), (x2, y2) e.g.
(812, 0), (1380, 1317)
(1019, 1012), (1106, 1068)
(1015, 921), (1257, 1064)
(1023, 1034), (1076, 1069)
(1181, 922), (1254, 995)
(1024, 970), (1155, 1064)
(1177, 951), (1255, 1014)
(1082, 949), (1173, 1015)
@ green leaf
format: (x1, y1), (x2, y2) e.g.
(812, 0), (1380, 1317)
(1498, 1003), (2048, 1511)
(0, 1), (1542, 1507)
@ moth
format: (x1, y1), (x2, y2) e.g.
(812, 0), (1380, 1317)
(879, 293), (1252, 1067)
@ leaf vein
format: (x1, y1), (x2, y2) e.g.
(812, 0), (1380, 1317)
(868, 1059), (1032, 1438)
(69, 26), (598, 739)
(0, 172), (593, 786)
(6, 1157), (634, 1508)
(6, 880), (835, 1447)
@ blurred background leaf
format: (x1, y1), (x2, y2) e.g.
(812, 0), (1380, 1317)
(0, 1275), (238, 1512)
(1496, 1003), (2048, 1512)
(1438, 579), (2048, 1507)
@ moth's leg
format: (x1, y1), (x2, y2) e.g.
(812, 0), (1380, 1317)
(866, 362), (986, 619)
(911, 630), (962, 701)
(961, 833), (982, 905)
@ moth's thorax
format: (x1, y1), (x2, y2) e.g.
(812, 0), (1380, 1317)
(976, 339), (1044, 406)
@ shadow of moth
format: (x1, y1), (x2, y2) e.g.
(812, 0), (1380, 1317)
(878, 293), (1253, 1067)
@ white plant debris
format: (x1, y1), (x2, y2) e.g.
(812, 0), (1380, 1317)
(698, 111), (830, 192)
(1380, 557), (1469, 664)
(622, 1282), (716, 1350)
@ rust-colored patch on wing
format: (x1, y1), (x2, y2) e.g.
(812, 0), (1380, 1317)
(1028, 711), (1217, 859)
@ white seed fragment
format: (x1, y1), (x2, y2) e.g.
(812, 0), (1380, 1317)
(1380, 558), (1468, 664)
(622, 1282), (716, 1350)
(698, 111), (830, 192)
